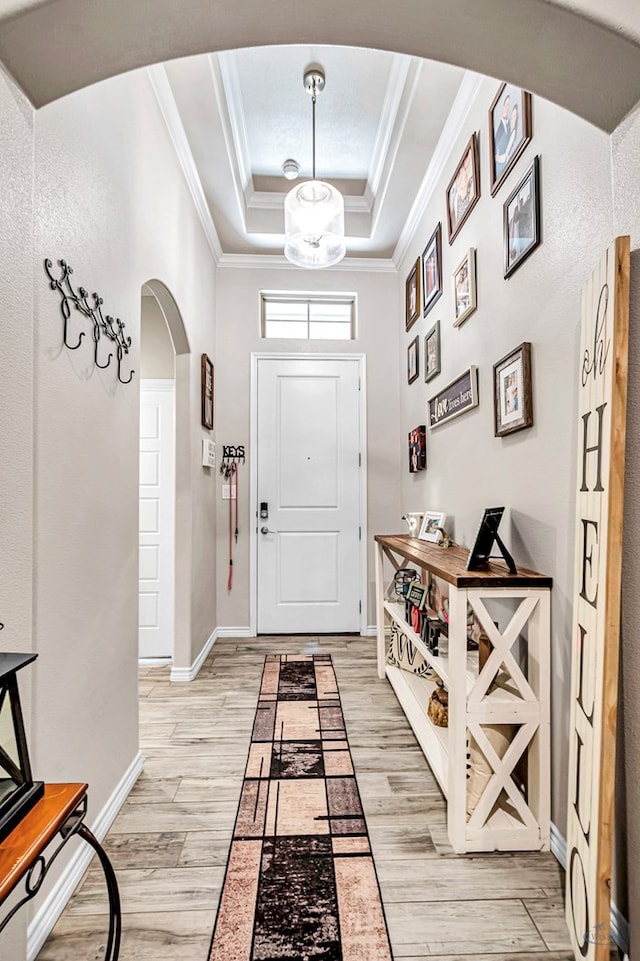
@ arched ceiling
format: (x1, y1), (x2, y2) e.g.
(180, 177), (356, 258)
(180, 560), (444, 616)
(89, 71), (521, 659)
(1, 0), (640, 130)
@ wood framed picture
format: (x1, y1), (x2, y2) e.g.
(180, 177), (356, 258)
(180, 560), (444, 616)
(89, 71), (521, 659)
(422, 223), (443, 317)
(446, 133), (480, 244)
(201, 352), (214, 430)
(493, 341), (533, 437)
(452, 248), (477, 327)
(408, 425), (427, 472)
(424, 320), (441, 383)
(407, 335), (419, 384)
(428, 366), (478, 429)
(405, 257), (421, 331)
(504, 155), (541, 278)
(489, 83), (532, 196)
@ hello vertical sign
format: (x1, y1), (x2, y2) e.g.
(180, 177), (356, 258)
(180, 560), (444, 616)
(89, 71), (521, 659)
(566, 237), (629, 960)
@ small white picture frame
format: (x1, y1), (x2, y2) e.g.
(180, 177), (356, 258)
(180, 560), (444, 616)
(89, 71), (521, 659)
(419, 511), (447, 542)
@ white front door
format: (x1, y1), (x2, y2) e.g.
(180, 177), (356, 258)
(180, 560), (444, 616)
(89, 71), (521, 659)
(139, 381), (175, 658)
(256, 356), (362, 634)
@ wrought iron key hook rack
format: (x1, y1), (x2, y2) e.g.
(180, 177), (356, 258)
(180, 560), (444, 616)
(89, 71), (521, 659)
(44, 259), (135, 385)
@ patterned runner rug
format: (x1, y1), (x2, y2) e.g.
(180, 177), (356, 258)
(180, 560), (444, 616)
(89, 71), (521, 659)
(208, 652), (393, 961)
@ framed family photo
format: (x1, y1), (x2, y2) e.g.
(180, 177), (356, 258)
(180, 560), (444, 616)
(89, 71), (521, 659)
(408, 425), (427, 473)
(504, 156), (540, 278)
(489, 82), (532, 196)
(422, 223), (443, 316)
(446, 133), (480, 243)
(201, 353), (214, 430)
(424, 320), (441, 383)
(493, 341), (533, 437)
(452, 248), (477, 327)
(418, 511), (447, 542)
(405, 257), (421, 331)
(408, 335), (419, 384)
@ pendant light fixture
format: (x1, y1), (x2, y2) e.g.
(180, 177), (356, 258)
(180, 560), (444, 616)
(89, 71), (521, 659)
(284, 65), (346, 269)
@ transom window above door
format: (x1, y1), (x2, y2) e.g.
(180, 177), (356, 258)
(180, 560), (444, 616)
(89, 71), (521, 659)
(260, 292), (356, 340)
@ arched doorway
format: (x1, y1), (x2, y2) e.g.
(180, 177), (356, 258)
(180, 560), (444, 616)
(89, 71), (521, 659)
(138, 280), (191, 666)
(2, 1), (640, 131)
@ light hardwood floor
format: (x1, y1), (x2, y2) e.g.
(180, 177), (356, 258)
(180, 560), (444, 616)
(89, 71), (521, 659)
(37, 637), (610, 960)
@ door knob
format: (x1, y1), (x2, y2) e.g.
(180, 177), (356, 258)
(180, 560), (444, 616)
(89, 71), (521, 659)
(260, 526), (275, 535)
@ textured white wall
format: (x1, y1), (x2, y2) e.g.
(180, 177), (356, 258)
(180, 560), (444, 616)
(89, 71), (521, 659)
(396, 80), (614, 837)
(0, 66), (34, 961)
(214, 265), (401, 630)
(3, 67), (219, 925)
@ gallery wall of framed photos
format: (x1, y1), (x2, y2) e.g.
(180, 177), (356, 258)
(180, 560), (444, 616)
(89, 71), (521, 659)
(396, 73), (615, 849)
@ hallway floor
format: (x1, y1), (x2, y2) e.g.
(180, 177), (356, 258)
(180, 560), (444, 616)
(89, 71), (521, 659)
(38, 636), (581, 960)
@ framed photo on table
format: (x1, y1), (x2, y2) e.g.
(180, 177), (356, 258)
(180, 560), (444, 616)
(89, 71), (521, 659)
(503, 156), (541, 278)
(419, 511), (447, 542)
(493, 341), (533, 437)
(446, 133), (480, 243)
(424, 321), (441, 383)
(489, 83), (532, 196)
(422, 223), (443, 317)
(201, 353), (214, 430)
(405, 257), (421, 331)
(452, 248), (477, 327)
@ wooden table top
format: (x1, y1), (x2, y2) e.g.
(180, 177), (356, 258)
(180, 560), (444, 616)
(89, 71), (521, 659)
(0, 783), (87, 904)
(375, 534), (553, 589)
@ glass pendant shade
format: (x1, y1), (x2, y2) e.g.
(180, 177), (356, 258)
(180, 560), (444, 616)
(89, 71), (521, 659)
(284, 180), (346, 269)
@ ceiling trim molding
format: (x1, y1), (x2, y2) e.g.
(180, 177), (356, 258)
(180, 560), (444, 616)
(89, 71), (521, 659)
(245, 188), (372, 215)
(208, 54), (249, 233)
(370, 57), (422, 237)
(147, 64), (222, 264)
(217, 51), (252, 191)
(368, 54), (412, 197)
(218, 253), (397, 273)
(393, 70), (484, 267)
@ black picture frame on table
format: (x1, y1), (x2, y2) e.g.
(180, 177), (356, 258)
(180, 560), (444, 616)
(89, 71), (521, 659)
(503, 155), (541, 278)
(407, 335), (419, 384)
(424, 320), (441, 383)
(422, 223), (443, 317)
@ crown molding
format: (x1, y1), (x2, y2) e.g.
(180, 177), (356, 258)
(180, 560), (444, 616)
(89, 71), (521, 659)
(208, 53), (249, 233)
(368, 54), (413, 198)
(371, 57), (422, 236)
(218, 252), (397, 272)
(393, 70), (484, 267)
(245, 186), (372, 215)
(217, 51), (252, 191)
(147, 64), (222, 264)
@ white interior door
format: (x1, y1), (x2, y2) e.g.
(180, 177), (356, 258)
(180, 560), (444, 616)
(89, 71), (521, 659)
(256, 356), (362, 634)
(139, 381), (175, 658)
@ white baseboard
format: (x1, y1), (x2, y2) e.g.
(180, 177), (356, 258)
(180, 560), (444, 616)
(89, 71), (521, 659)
(550, 820), (567, 866)
(27, 751), (144, 961)
(362, 625), (377, 637)
(216, 626), (252, 638)
(550, 821), (629, 955)
(170, 629), (217, 682)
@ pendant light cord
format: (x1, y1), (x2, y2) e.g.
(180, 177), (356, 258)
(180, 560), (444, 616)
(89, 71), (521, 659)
(311, 80), (317, 180)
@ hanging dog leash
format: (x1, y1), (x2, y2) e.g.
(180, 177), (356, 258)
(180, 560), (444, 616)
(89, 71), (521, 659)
(221, 446), (245, 591)
(227, 461), (237, 591)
